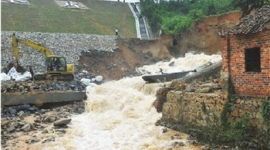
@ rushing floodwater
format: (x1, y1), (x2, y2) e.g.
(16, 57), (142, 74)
(42, 53), (221, 150)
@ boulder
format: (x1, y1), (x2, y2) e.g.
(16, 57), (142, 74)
(53, 119), (71, 127)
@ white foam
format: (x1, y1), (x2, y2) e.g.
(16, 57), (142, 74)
(41, 53), (221, 150)
(137, 53), (221, 75)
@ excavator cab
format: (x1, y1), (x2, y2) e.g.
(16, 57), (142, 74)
(44, 56), (74, 80)
(46, 57), (67, 72)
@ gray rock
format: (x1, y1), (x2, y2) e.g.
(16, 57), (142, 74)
(12, 133), (19, 138)
(171, 134), (181, 140)
(19, 104), (31, 110)
(7, 126), (16, 132)
(43, 116), (56, 123)
(77, 107), (84, 113)
(40, 109), (47, 114)
(1, 120), (9, 126)
(28, 106), (38, 111)
(18, 121), (26, 126)
(201, 145), (210, 150)
(42, 137), (55, 143)
(172, 141), (185, 147)
(195, 87), (212, 93)
(30, 137), (40, 143)
(21, 123), (31, 132)
(2, 131), (8, 137)
(41, 129), (48, 134)
(8, 108), (17, 115)
(55, 129), (66, 133)
(11, 121), (19, 128)
(17, 110), (24, 117)
(53, 118), (71, 127)
(186, 84), (195, 92)
(162, 127), (167, 133)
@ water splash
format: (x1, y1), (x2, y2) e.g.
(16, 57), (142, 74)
(42, 53), (221, 150)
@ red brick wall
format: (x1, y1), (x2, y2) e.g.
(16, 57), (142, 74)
(222, 30), (270, 96)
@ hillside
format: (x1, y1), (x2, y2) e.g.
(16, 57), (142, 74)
(1, 0), (137, 38)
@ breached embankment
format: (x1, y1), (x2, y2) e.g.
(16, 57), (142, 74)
(1, 53), (223, 150)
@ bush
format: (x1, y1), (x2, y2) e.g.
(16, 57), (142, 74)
(161, 15), (192, 34)
(140, 0), (235, 35)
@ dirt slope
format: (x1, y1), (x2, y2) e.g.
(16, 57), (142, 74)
(79, 38), (171, 81)
(169, 12), (241, 56)
(78, 12), (241, 81)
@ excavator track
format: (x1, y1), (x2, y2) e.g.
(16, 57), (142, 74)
(34, 74), (74, 81)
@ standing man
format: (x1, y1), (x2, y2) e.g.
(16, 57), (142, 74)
(115, 29), (118, 36)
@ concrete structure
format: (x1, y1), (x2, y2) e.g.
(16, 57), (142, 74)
(222, 5), (270, 96)
(55, 0), (88, 9)
(2, 0), (29, 5)
(1, 92), (86, 106)
(128, 3), (150, 39)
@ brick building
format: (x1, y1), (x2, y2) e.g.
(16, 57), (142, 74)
(222, 5), (270, 96)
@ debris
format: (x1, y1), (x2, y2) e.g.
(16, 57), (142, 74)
(21, 123), (32, 132)
(53, 119), (71, 127)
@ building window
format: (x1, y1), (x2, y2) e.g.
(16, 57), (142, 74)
(245, 47), (261, 72)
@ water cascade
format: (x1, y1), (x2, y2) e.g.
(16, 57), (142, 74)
(42, 53), (221, 150)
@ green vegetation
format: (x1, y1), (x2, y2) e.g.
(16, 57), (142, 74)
(221, 77), (235, 128)
(177, 97), (182, 104)
(140, 0), (269, 35)
(207, 114), (253, 144)
(1, 0), (136, 38)
(201, 101), (207, 114)
(140, 0), (235, 35)
(261, 99), (270, 124)
(232, 0), (270, 17)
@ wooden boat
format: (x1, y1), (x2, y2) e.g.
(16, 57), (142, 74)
(142, 69), (196, 83)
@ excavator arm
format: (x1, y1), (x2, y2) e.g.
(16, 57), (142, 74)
(12, 33), (53, 60)
(12, 33), (20, 63)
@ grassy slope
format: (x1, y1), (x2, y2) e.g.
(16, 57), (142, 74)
(1, 0), (136, 38)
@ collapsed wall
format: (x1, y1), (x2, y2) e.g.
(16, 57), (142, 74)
(156, 74), (270, 149)
(1, 31), (118, 73)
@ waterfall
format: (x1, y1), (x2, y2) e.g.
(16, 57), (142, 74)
(41, 53), (222, 150)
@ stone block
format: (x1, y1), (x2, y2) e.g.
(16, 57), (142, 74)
(166, 91), (183, 103)
(162, 102), (182, 122)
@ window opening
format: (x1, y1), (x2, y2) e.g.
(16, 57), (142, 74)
(245, 47), (261, 72)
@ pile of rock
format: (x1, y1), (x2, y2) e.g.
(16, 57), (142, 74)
(1, 101), (85, 147)
(1, 69), (104, 94)
(1, 80), (86, 94)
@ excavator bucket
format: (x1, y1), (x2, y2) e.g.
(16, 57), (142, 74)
(7, 62), (26, 74)
(16, 64), (26, 73)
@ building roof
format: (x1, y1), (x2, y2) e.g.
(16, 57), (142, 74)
(231, 4), (270, 34)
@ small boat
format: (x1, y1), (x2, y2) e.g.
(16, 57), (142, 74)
(142, 69), (196, 83)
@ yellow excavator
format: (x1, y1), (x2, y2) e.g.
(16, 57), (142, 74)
(11, 33), (75, 81)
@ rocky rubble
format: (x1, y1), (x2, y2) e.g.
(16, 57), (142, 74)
(1, 80), (86, 94)
(1, 101), (85, 148)
(1, 69), (103, 94)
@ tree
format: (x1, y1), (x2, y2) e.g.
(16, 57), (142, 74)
(232, 0), (270, 17)
(140, 0), (236, 35)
